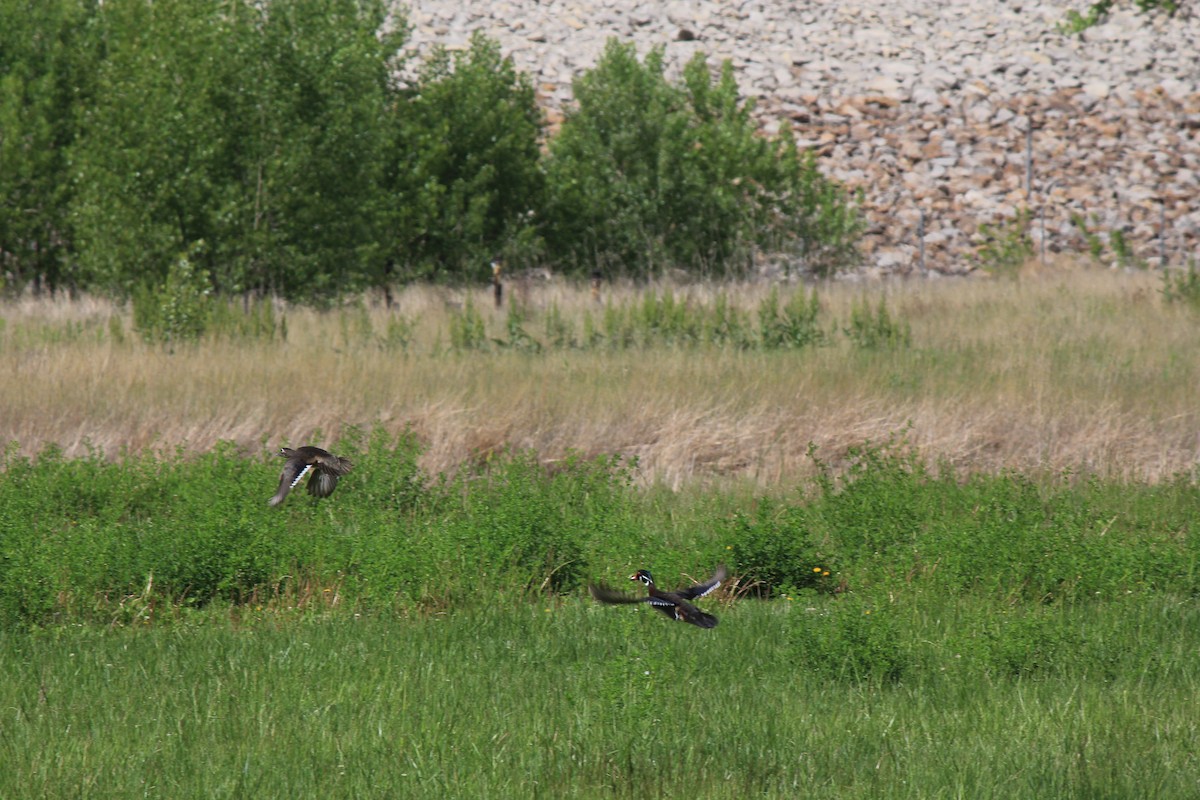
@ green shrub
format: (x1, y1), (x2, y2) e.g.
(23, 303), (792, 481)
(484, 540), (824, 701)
(391, 32), (545, 280)
(336, 301), (377, 350)
(131, 245), (213, 346)
(1109, 228), (1135, 267)
(972, 609), (1086, 678)
(543, 40), (860, 280)
(807, 434), (934, 562)
(543, 302), (577, 349)
(206, 295), (285, 342)
(1160, 261), (1200, 308)
(789, 592), (908, 683)
(496, 303), (543, 353)
(726, 499), (835, 597)
(976, 208), (1034, 276)
(1058, 2), (1112, 32)
(448, 295), (488, 351)
(844, 295), (911, 350)
(331, 425), (429, 514)
(705, 292), (755, 349)
(1059, 0), (1179, 34)
(1070, 212), (1107, 263)
(449, 451), (636, 596)
(757, 286), (826, 349)
(1065, 213), (1141, 268)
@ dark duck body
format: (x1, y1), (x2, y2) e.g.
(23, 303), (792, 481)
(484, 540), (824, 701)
(589, 565), (727, 628)
(268, 446), (353, 506)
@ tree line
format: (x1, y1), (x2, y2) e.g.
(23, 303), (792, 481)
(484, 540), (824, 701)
(1, 0), (862, 304)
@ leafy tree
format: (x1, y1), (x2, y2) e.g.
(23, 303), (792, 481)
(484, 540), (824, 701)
(0, 0), (103, 295)
(387, 32), (545, 282)
(541, 42), (685, 278)
(131, 242), (213, 347)
(245, 0), (405, 299)
(69, 0), (405, 301)
(542, 40), (861, 280)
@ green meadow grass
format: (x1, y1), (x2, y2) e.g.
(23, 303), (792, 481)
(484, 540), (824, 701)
(3, 432), (1198, 626)
(3, 596), (1199, 798)
(2, 406), (1199, 796)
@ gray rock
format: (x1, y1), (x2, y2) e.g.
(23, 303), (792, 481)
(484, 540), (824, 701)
(401, 0), (1200, 274)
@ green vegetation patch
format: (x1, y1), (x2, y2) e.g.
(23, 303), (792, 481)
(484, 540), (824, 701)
(2, 597), (1200, 798)
(1, 432), (1197, 627)
(2, 431), (1199, 795)
(1, 1), (861, 302)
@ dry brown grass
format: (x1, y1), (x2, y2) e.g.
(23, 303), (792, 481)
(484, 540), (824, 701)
(2, 265), (1197, 486)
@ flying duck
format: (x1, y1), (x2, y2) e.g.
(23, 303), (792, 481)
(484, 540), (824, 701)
(268, 446), (353, 506)
(588, 564), (727, 628)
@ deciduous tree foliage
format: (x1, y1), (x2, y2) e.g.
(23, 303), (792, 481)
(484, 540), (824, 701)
(1, 4), (861, 303)
(388, 33), (545, 282)
(542, 40), (861, 280)
(0, 0), (103, 295)
(69, 0), (403, 301)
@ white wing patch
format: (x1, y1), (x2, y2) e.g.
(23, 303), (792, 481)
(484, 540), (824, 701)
(289, 463), (312, 489)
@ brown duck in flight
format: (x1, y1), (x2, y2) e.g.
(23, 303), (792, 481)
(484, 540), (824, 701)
(268, 446), (353, 506)
(589, 565), (727, 628)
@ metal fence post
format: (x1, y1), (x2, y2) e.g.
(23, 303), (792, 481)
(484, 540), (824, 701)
(1025, 125), (1033, 203)
(918, 209), (926, 275)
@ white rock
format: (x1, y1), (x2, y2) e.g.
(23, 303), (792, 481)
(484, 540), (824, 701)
(402, 0), (1200, 273)
(864, 75), (905, 97)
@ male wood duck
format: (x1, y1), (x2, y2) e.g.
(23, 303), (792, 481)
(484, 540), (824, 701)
(588, 565), (727, 628)
(268, 446), (353, 506)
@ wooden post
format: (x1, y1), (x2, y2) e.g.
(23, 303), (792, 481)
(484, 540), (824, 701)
(491, 259), (503, 309)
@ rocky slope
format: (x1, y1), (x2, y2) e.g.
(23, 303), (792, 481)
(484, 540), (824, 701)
(400, 0), (1200, 274)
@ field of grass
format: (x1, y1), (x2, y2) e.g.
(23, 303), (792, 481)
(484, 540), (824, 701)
(3, 266), (1200, 796)
(3, 429), (1197, 625)
(4, 596), (1199, 798)
(1, 266), (1198, 487)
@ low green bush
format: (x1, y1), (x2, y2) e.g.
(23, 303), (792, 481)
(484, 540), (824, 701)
(131, 246), (213, 346)
(844, 295), (911, 350)
(757, 286), (827, 349)
(1059, 0), (1179, 35)
(1160, 262), (1200, 308)
(448, 295), (489, 351)
(976, 208), (1035, 277)
(789, 591), (909, 683)
(726, 499), (836, 598)
(1, 431), (1197, 627)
